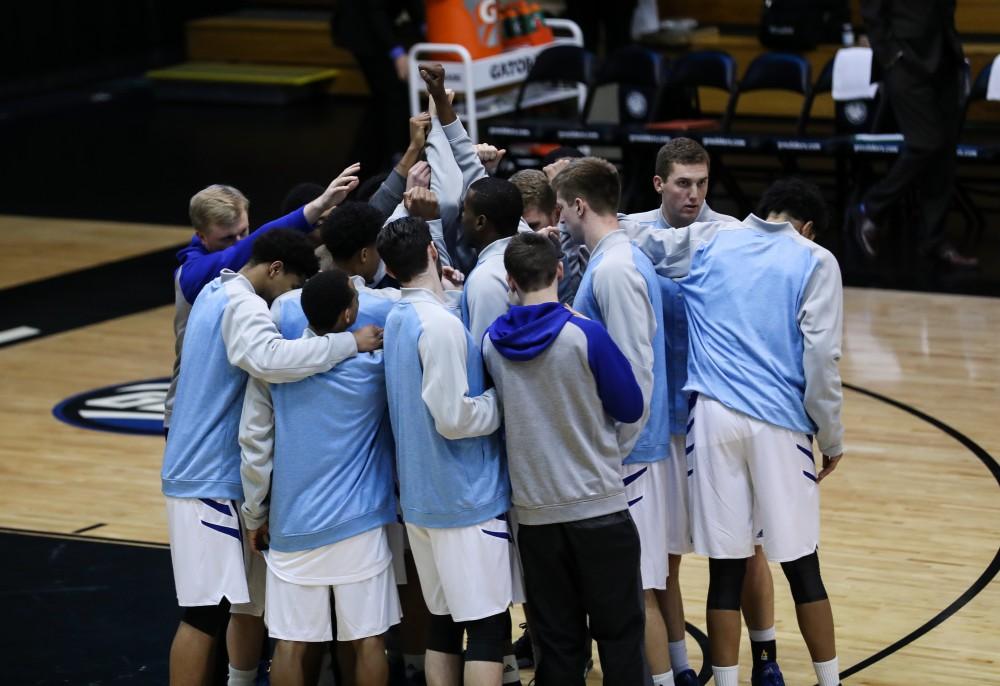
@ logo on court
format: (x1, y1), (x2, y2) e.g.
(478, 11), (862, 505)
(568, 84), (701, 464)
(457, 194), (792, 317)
(53, 378), (169, 436)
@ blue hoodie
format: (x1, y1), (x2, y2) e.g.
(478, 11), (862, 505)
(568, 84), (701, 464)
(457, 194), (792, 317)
(483, 302), (643, 525)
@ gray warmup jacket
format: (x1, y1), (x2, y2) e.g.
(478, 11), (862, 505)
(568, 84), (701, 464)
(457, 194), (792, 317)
(483, 301), (643, 525)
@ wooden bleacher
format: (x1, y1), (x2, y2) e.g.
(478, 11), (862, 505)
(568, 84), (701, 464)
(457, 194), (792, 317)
(184, 9), (368, 96)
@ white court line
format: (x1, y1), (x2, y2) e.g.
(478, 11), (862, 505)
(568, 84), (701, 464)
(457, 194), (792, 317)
(0, 326), (40, 345)
(79, 410), (164, 421)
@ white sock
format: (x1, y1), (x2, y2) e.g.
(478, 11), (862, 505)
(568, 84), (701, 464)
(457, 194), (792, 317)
(652, 671), (675, 685)
(502, 654), (521, 684)
(669, 639), (690, 673)
(712, 665), (739, 686)
(404, 653), (425, 674)
(748, 626), (776, 642)
(227, 665), (257, 686)
(814, 657), (840, 686)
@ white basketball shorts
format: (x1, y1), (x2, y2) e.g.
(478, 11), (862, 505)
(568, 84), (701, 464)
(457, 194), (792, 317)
(624, 459), (670, 590)
(406, 517), (513, 621)
(688, 395), (820, 562)
(666, 433), (694, 555)
(265, 563), (401, 642)
(165, 496), (264, 616)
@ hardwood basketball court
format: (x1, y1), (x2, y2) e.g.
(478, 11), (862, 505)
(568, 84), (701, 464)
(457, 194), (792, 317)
(0, 215), (996, 683)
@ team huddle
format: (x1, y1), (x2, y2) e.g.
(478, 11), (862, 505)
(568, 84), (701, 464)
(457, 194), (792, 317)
(161, 64), (845, 686)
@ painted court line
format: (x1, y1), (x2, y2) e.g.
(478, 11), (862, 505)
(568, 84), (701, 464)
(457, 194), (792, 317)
(0, 326), (40, 345)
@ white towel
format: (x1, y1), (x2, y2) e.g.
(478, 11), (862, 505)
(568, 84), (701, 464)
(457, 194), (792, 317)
(832, 47), (879, 101)
(986, 55), (1000, 101)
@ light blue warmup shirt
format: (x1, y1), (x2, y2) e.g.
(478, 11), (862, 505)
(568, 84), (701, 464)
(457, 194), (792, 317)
(573, 230), (669, 463)
(384, 288), (509, 528)
(257, 289), (396, 552)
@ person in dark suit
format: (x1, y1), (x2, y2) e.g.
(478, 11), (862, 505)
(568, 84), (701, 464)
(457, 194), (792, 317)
(331, 0), (424, 173)
(564, 0), (638, 55)
(854, 0), (977, 268)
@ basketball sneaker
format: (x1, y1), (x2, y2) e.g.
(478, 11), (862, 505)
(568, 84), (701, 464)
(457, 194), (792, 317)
(751, 662), (785, 686)
(674, 668), (700, 685)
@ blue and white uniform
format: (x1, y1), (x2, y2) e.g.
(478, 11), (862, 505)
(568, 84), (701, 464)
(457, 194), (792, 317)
(623, 215), (844, 562)
(461, 235), (516, 345)
(164, 207), (315, 430)
(625, 202), (736, 554)
(383, 286), (513, 620)
(572, 228), (670, 590)
(239, 281), (402, 642)
(162, 269), (358, 611)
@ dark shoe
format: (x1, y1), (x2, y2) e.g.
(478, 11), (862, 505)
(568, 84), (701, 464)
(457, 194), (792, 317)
(851, 204), (879, 259)
(934, 244), (979, 269)
(751, 661), (786, 686)
(674, 668), (700, 686)
(513, 623), (534, 668)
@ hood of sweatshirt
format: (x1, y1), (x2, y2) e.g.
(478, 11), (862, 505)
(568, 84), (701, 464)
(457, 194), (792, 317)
(488, 301), (574, 361)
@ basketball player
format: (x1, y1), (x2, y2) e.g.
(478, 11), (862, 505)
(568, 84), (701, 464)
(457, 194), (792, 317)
(626, 139), (783, 686)
(459, 177), (524, 343)
(163, 163), (361, 435)
(551, 158), (673, 685)
(509, 170), (559, 232)
(239, 269), (401, 686)
(483, 231), (648, 686)
(622, 178), (845, 686)
(319, 200), (443, 683)
(508, 169), (584, 306)
(377, 216), (513, 686)
(161, 229), (382, 686)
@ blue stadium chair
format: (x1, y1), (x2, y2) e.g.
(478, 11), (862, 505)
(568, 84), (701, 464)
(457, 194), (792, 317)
(798, 57), (833, 135)
(650, 50), (737, 127)
(967, 59), (993, 107)
(583, 45), (662, 125)
(722, 52), (811, 132)
(513, 44), (594, 122)
(954, 58), (996, 248)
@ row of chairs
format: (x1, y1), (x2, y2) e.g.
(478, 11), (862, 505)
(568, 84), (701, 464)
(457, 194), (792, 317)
(513, 44), (998, 137)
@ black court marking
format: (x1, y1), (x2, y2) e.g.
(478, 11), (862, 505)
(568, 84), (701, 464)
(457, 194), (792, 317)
(830, 383), (1000, 683)
(72, 522), (107, 534)
(686, 622), (712, 684)
(690, 384), (999, 684)
(0, 526), (168, 549)
(0, 245), (181, 349)
(0, 527), (175, 684)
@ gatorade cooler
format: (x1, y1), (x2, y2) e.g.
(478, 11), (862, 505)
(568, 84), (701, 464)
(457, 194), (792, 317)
(426, 0), (504, 59)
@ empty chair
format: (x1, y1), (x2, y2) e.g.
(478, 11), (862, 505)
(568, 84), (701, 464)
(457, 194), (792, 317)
(967, 58), (994, 105)
(722, 52), (811, 132)
(798, 57), (834, 134)
(513, 44), (594, 121)
(651, 50), (737, 127)
(582, 44), (661, 125)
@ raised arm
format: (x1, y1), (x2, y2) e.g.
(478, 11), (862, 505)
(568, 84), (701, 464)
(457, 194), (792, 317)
(424, 113), (464, 234)
(420, 64), (488, 192)
(302, 162), (361, 225)
(370, 114), (432, 219)
(178, 208), (311, 304)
